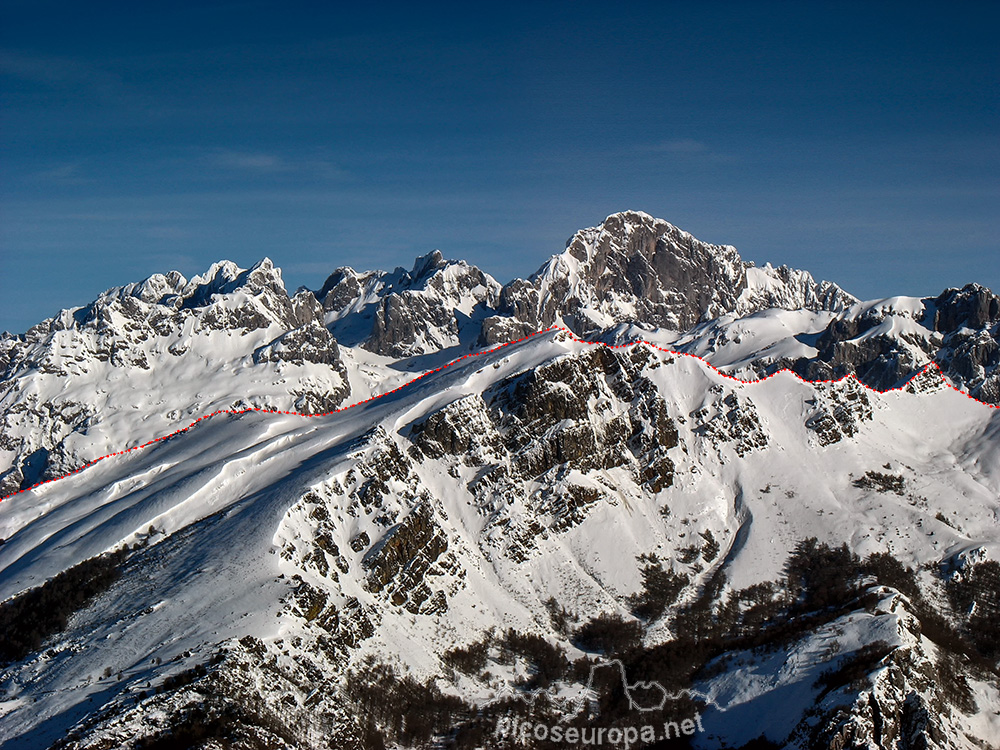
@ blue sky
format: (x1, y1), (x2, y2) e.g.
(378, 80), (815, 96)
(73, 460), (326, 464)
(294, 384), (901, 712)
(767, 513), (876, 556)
(1, 1), (997, 333)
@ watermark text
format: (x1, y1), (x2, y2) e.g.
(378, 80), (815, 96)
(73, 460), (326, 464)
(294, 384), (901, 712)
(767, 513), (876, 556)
(494, 713), (706, 746)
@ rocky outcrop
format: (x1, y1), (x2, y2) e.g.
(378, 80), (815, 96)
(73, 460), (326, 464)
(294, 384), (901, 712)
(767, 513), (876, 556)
(929, 283), (1000, 334)
(748, 287), (1000, 403)
(253, 321), (345, 367)
(691, 388), (769, 457)
(362, 503), (452, 613)
(409, 346), (682, 563)
(414, 346), (679, 485)
(805, 378), (874, 446)
(929, 285), (1000, 403)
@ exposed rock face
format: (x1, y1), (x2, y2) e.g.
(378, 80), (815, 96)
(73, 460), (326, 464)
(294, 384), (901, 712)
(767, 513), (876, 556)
(413, 345), (680, 483)
(409, 346), (682, 563)
(368, 252), (501, 358)
(691, 388), (769, 457)
(274, 425), (466, 635)
(929, 284), (1000, 402)
(930, 283), (1000, 334)
(805, 379), (874, 446)
(362, 503), (451, 613)
(480, 211), (856, 343)
(253, 322), (345, 368)
(739, 262), (857, 316)
(791, 321), (932, 393)
(746, 286), (1000, 403)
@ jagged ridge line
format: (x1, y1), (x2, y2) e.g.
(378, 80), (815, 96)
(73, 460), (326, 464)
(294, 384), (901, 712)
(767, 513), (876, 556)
(2, 325), (995, 503)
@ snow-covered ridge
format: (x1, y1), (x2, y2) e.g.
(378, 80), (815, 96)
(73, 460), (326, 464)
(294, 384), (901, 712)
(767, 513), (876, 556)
(3, 324), (996, 508)
(0, 257), (352, 497)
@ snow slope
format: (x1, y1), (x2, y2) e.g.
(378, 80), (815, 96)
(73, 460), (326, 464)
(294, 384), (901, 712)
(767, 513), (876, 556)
(1, 329), (998, 748)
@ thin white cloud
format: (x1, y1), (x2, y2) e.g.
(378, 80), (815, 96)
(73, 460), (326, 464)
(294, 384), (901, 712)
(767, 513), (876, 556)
(0, 49), (121, 99)
(206, 149), (349, 180)
(639, 139), (737, 164)
(211, 151), (288, 172)
(649, 138), (710, 154)
(31, 162), (89, 184)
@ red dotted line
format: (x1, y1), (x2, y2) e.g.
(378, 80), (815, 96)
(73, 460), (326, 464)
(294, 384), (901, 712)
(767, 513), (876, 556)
(2, 326), (995, 503)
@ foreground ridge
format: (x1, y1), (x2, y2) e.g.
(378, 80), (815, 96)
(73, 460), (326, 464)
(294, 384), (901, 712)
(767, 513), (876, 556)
(4, 325), (995, 503)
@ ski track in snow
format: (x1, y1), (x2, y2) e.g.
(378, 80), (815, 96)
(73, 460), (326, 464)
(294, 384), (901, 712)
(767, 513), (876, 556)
(4, 325), (997, 504)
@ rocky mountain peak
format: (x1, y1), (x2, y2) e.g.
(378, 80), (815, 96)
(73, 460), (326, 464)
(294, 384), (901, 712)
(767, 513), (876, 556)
(548, 210), (748, 324)
(480, 210), (855, 344)
(315, 266), (366, 312)
(110, 270), (189, 306)
(559, 210), (716, 264)
(178, 257), (286, 310)
(408, 249), (447, 281)
(177, 260), (242, 302)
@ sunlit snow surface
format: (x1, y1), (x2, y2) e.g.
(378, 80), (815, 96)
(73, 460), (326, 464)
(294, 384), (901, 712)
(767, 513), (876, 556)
(1, 329), (999, 747)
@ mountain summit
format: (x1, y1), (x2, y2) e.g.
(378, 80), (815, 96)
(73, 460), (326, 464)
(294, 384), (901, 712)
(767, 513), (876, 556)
(481, 210), (855, 344)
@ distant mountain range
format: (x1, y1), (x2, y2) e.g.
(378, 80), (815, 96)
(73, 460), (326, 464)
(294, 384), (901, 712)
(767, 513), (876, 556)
(3, 210), (997, 501)
(1, 212), (998, 749)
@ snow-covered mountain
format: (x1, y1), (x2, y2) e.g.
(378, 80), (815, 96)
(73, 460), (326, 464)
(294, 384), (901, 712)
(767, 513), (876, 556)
(1, 212), (998, 750)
